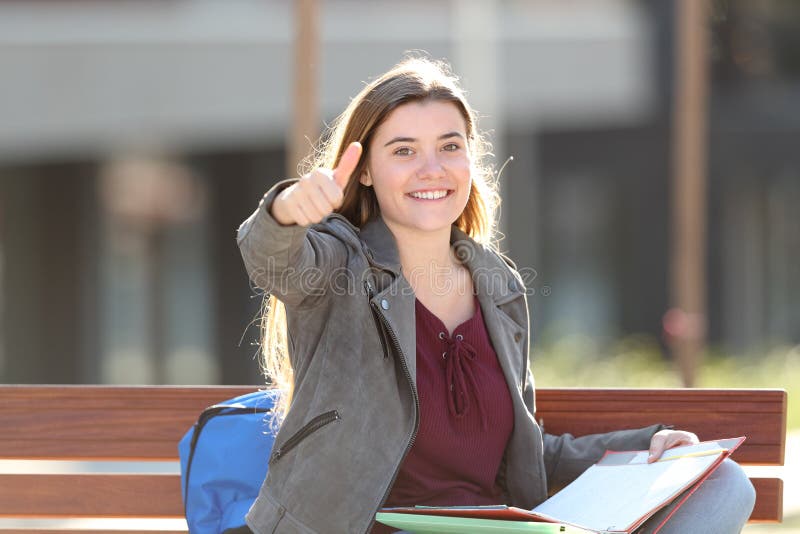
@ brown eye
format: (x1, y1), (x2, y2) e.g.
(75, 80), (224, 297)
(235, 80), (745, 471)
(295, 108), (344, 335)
(393, 147), (413, 156)
(443, 143), (460, 152)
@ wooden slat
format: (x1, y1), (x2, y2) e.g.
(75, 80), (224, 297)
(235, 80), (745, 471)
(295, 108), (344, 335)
(0, 474), (782, 523)
(535, 388), (787, 465)
(750, 478), (784, 523)
(0, 386), (257, 460)
(0, 474), (183, 517)
(0, 387), (784, 464)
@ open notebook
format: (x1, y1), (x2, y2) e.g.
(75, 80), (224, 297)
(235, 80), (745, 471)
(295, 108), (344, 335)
(377, 437), (745, 534)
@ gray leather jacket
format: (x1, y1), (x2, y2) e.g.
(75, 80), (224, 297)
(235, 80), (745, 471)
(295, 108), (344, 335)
(237, 180), (662, 534)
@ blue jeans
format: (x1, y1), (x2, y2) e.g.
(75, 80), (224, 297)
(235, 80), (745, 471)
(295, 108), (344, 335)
(636, 459), (756, 534)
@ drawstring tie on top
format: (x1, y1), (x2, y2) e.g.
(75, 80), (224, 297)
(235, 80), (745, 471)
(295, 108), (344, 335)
(440, 331), (488, 431)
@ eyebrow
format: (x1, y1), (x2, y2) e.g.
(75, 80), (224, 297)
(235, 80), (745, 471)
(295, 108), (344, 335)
(383, 131), (464, 147)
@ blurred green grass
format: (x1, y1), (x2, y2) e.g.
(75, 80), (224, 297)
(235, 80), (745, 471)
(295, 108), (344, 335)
(531, 335), (798, 430)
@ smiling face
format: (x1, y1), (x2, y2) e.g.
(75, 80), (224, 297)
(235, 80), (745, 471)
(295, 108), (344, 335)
(361, 100), (472, 241)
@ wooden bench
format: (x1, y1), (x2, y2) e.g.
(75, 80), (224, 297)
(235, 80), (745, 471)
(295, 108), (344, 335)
(0, 386), (787, 532)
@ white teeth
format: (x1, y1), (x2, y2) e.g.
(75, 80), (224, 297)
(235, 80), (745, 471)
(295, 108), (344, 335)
(410, 190), (448, 200)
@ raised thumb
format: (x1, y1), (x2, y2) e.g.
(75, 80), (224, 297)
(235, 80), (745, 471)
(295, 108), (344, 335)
(332, 142), (363, 189)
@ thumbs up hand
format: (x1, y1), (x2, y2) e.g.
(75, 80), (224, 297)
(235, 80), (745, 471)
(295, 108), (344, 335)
(270, 142), (363, 226)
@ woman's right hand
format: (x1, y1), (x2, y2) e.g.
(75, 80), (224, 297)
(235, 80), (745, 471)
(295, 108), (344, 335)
(270, 142), (363, 226)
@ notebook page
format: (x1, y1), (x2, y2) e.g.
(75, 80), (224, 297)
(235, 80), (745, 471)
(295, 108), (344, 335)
(531, 453), (723, 532)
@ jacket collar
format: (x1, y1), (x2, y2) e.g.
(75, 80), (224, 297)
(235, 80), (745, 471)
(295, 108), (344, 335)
(359, 216), (525, 305)
(359, 216), (403, 273)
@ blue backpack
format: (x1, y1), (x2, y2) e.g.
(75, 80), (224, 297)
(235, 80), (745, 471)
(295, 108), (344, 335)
(178, 390), (280, 533)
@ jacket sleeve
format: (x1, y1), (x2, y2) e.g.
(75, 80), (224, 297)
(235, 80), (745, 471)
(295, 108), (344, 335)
(236, 179), (350, 308)
(522, 369), (667, 495)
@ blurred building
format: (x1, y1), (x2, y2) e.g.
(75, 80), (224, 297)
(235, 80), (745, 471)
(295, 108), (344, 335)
(0, 0), (798, 385)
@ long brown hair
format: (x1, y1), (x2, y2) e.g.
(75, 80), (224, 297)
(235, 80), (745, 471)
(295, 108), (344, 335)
(262, 56), (500, 416)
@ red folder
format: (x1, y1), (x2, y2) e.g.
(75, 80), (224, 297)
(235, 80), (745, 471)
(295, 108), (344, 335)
(379, 437), (745, 533)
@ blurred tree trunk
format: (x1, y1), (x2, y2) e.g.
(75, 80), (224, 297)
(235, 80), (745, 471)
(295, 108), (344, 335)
(669, 0), (710, 387)
(289, 0), (320, 178)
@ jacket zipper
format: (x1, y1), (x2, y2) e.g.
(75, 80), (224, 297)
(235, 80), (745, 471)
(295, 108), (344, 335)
(364, 280), (389, 359)
(520, 326), (528, 392)
(269, 410), (340, 464)
(366, 300), (420, 533)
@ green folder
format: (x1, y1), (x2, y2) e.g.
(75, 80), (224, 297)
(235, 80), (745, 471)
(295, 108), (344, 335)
(375, 512), (576, 533)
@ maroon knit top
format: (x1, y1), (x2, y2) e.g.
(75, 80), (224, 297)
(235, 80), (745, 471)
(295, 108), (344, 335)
(382, 295), (515, 509)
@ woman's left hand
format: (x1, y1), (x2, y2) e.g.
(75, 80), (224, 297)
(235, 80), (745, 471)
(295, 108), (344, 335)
(647, 429), (699, 463)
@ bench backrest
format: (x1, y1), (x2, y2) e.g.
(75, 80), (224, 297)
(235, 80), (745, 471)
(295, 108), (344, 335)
(535, 387), (787, 523)
(0, 386), (786, 532)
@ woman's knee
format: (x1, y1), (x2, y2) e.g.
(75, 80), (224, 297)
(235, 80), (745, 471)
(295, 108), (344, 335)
(643, 458), (756, 534)
(714, 458), (756, 511)
(697, 458), (756, 532)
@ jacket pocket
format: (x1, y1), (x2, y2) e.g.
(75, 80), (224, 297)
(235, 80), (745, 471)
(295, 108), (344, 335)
(269, 410), (340, 465)
(247, 491), (316, 534)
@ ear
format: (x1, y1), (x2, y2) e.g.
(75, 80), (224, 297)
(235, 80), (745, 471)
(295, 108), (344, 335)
(359, 169), (373, 187)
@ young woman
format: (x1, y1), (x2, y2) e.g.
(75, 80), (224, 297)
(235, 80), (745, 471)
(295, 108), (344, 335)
(237, 57), (755, 534)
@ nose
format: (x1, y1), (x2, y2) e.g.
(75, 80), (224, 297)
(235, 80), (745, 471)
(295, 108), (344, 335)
(416, 152), (446, 180)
